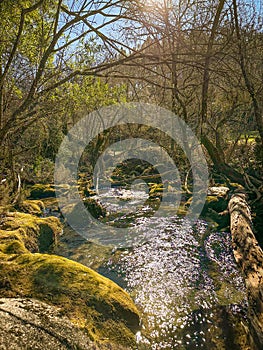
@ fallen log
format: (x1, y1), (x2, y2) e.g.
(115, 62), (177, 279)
(229, 193), (263, 348)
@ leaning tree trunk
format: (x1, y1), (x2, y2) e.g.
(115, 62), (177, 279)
(229, 193), (263, 349)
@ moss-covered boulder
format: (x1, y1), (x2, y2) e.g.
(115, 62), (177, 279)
(0, 209), (140, 347)
(0, 297), (131, 350)
(62, 198), (107, 223)
(18, 199), (45, 215)
(0, 212), (62, 253)
(200, 187), (230, 228)
(0, 252), (140, 347)
(30, 184), (56, 199)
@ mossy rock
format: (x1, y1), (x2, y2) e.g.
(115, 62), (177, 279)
(0, 212), (62, 253)
(18, 200), (45, 215)
(0, 232), (28, 255)
(0, 252), (140, 347)
(30, 184), (56, 199)
(148, 183), (163, 199)
(83, 187), (96, 197)
(203, 196), (228, 213)
(0, 297), (131, 350)
(63, 198), (106, 223)
(84, 198), (106, 218)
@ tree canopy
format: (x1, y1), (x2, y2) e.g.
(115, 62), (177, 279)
(0, 0), (262, 204)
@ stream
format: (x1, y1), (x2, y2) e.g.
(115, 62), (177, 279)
(52, 189), (250, 349)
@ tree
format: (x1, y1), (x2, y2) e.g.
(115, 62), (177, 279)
(233, 0), (263, 148)
(113, 0), (262, 182)
(0, 0), (136, 201)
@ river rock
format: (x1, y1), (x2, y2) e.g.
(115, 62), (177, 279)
(0, 298), (129, 350)
(0, 212), (62, 253)
(62, 198), (106, 223)
(30, 184), (56, 199)
(0, 252), (140, 347)
(0, 297), (95, 350)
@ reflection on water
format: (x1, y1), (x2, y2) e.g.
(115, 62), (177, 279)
(55, 189), (250, 349)
(102, 217), (247, 349)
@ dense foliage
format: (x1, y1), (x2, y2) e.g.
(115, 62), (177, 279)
(0, 0), (262, 208)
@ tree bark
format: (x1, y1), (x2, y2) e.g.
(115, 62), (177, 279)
(201, 134), (247, 186)
(201, 0), (226, 130)
(232, 0), (263, 148)
(229, 193), (263, 348)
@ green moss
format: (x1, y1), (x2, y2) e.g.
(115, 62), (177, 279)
(63, 199), (106, 222)
(41, 197), (60, 212)
(0, 230), (28, 254)
(30, 184), (56, 199)
(0, 212), (62, 253)
(0, 252), (140, 347)
(96, 319), (136, 347)
(148, 183), (163, 199)
(83, 198), (106, 218)
(176, 203), (188, 216)
(18, 200), (45, 215)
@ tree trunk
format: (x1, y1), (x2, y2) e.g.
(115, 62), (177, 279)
(200, 0), (226, 130)
(229, 193), (263, 349)
(201, 134), (247, 185)
(232, 0), (263, 148)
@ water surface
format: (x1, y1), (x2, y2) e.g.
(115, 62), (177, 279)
(54, 189), (249, 349)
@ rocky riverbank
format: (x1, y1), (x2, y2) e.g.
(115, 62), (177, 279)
(1, 182), (263, 349)
(0, 298), (130, 350)
(0, 203), (140, 349)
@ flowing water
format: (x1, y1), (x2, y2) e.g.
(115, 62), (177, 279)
(53, 189), (250, 349)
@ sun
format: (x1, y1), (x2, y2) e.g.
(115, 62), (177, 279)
(143, 0), (173, 10)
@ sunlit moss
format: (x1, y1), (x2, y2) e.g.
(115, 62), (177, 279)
(0, 212), (62, 253)
(0, 230), (28, 254)
(148, 183), (163, 199)
(0, 252), (140, 347)
(29, 184), (56, 199)
(18, 199), (45, 215)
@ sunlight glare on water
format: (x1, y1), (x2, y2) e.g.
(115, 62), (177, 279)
(58, 187), (249, 349)
(104, 214), (247, 349)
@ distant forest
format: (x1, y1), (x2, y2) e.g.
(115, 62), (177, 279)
(0, 0), (262, 204)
